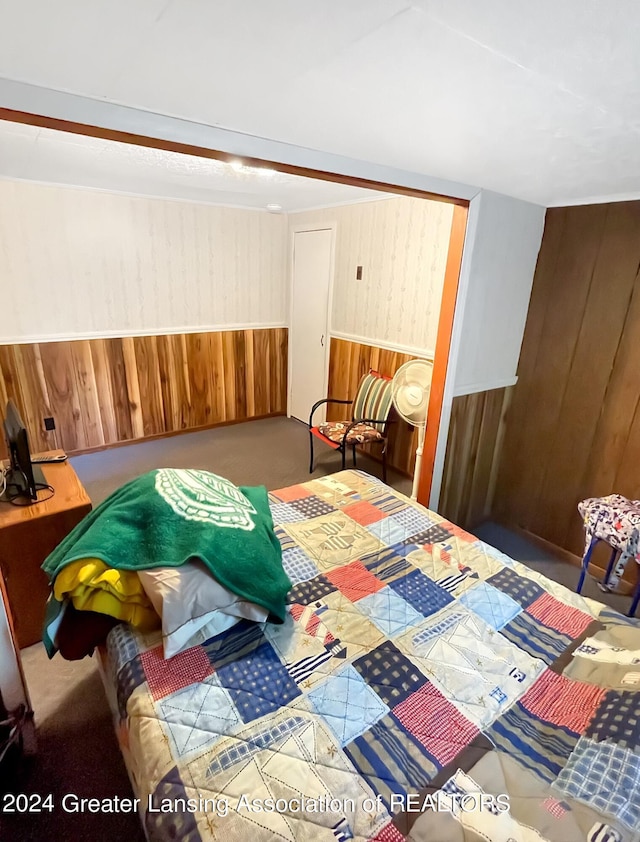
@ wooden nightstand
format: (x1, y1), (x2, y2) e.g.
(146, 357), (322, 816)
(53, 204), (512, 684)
(0, 455), (92, 648)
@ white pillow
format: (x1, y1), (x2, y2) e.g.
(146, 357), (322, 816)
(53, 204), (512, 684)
(138, 561), (268, 658)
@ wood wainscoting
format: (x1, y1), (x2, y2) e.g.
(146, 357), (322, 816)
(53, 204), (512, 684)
(438, 386), (511, 529)
(327, 337), (422, 476)
(0, 327), (288, 457)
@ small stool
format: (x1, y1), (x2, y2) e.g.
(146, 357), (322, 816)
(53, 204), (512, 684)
(577, 494), (640, 617)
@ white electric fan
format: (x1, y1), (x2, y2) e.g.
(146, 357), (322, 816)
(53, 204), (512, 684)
(391, 359), (434, 500)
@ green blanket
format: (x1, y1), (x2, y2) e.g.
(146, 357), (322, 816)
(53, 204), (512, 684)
(42, 468), (291, 657)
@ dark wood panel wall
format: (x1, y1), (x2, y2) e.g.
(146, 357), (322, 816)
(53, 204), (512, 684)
(0, 328), (288, 457)
(494, 201), (640, 558)
(438, 387), (511, 529)
(327, 337), (422, 476)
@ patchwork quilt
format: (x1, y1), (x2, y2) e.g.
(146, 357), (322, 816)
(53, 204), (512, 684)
(101, 471), (640, 842)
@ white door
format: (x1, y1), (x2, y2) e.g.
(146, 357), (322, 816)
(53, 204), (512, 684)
(289, 227), (334, 424)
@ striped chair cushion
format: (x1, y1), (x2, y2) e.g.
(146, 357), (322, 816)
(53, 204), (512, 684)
(351, 370), (393, 433)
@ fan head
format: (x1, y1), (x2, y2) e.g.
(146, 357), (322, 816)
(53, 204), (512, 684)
(391, 359), (433, 427)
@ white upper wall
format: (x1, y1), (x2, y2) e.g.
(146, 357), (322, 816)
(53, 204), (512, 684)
(0, 179), (288, 343)
(290, 197), (453, 356)
(428, 189), (545, 507)
(451, 191), (546, 395)
(0, 86), (544, 397)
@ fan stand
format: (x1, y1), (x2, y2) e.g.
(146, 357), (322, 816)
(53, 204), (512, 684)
(390, 357), (433, 503)
(411, 424), (426, 501)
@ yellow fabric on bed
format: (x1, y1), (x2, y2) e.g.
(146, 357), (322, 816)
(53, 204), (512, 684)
(53, 558), (160, 631)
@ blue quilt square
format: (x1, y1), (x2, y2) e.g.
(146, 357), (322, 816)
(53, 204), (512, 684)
(216, 641), (301, 723)
(146, 767), (200, 841)
(357, 586), (423, 637)
(203, 619), (265, 671)
(308, 665), (389, 746)
(389, 569), (454, 618)
(343, 712), (439, 811)
(555, 736), (640, 830)
(400, 523), (453, 546)
(159, 676), (241, 757)
(274, 525), (297, 552)
(352, 641), (428, 707)
(107, 623), (141, 668)
(389, 542), (422, 558)
(362, 546), (413, 584)
(459, 581), (522, 630)
(586, 690), (640, 751)
(500, 610), (572, 665)
(487, 701), (578, 783)
(367, 517), (408, 546)
(486, 567), (545, 608)
(390, 507), (439, 536)
(116, 654), (146, 719)
(598, 607), (640, 629)
(289, 495), (335, 519)
(361, 490), (407, 516)
(287, 574), (337, 605)
(282, 546), (319, 585)
(270, 502), (306, 524)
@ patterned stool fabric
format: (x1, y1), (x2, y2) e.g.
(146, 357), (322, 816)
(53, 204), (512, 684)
(577, 494), (640, 617)
(317, 421), (384, 444)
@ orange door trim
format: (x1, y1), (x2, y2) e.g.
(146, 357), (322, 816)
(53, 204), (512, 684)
(417, 203), (468, 507)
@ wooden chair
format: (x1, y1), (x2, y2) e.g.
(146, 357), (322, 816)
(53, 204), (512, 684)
(308, 370), (394, 482)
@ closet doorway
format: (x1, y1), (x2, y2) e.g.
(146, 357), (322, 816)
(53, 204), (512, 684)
(288, 226), (334, 424)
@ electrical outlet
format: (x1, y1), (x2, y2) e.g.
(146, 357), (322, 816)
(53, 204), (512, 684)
(44, 417), (55, 431)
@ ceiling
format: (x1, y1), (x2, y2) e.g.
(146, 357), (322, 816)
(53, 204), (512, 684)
(0, 121), (389, 210)
(1, 0), (639, 206)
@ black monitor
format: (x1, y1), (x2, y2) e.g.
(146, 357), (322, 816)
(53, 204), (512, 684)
(2, 400), (37, 502)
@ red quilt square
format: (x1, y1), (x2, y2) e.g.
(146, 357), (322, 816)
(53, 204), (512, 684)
(141, 645), (213, 701)
(326, 560), (385, 602)
(372, 822), (406, 842)
(520, 669), (606, 734)
(393, 683), (479, 766)
(542, 797), (568, 819)
(526, 592), (593, 638)
(271, 484), (314, 503)
(343, 500), (387, 526)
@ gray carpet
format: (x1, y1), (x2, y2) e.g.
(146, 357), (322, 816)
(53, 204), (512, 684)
(3, 417), (635, 840)
(70, 416), (412, 505)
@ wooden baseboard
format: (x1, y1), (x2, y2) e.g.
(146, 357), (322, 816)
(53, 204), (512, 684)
(490, 517), (636, 597)
(66, 412), (286, 457)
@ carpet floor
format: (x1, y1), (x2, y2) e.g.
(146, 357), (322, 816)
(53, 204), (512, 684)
(2, 417), (634, 840)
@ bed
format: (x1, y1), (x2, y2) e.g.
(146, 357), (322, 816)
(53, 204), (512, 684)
(98, 470), (640, 842)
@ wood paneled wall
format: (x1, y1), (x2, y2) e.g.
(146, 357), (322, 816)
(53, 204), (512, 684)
(438, 387), (511, 529)
(494, 201), (640, 557)
(0, 328), (288, 457)
(327, 337), (422, 475)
